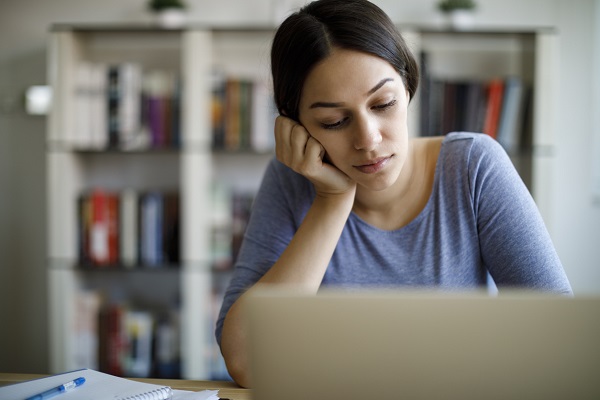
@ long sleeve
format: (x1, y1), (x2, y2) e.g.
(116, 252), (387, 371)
(466, 134), (572, 293)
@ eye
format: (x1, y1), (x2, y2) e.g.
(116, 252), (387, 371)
(372, 99), (397, 111)
(321, 117), (349, 130)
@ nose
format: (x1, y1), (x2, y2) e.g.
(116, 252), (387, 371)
(352, 114), (382, 151)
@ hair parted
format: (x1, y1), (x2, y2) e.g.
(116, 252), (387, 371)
(270, 0), (419, 122)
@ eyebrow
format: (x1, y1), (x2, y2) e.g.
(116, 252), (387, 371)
(309, 77), (395, 109)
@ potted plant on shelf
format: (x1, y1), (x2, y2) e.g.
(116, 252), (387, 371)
(148, 0), (187, 28)
(437, 0), (476, 30)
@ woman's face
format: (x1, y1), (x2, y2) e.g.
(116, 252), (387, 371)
(298, 48), (411, 192)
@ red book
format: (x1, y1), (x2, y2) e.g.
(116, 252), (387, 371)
(107, 193), (119, 265)
(483, 78), (505, 139)
(78, 194), (92, 265)
(99, 304), (125, 376)
(90, 190), (109, 265)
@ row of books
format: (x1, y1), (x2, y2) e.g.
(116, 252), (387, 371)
(211, 75), (277, 153)
(74, 62), (277, 153)
(74, 289), (181, 379)
(420, 67), (531, 153)
(74, 62), (181, 151)
(78, 189), (180, 268)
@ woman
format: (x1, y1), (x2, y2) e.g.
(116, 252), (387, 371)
(216, 0), (572, 387)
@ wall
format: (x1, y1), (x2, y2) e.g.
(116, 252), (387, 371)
(0, 0), (598, 374)
(0, 54), (48, 373)
(551, 0), (600, 294)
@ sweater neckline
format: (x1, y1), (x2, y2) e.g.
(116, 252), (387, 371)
(348, 135), (452, 233)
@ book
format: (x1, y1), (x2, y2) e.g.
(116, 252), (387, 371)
(155, 311), (181, 379)
(0, 368), (219, 400)
(482, 78), (505, 139)
(122, 311), (154, 378)
(98, 304), (125, 377)
(496, 76), (525, 153)
(142, 70), (179, 150)
(90, 189), (110, 265)
(140, 191), (163, 266)
(84, 190), (120, 266)
(120, 189), (139, 268)
(73, 289), (102, 370)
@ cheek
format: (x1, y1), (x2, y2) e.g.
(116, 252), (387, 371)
(315, 136), (348, 166)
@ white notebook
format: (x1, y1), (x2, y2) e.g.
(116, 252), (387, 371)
(0, 369), (218, 400)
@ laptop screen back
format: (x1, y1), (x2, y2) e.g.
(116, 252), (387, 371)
(245, 289), (600, 400)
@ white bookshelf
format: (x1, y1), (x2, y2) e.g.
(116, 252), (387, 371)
(402, 27), (558, 233)
(47, 25), (274, 379)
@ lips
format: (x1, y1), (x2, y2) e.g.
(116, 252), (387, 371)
(353, 156), (392, 174)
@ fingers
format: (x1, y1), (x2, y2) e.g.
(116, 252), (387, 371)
(274, 116), (356, 195)
(275, 115), (316, 173)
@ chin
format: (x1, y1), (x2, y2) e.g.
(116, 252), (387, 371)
(356, 174), (397, 192)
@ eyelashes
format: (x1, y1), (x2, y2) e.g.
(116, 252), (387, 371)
(373, 99), (397, 110)
(321, 118), (348, 130)
(320, 99), (397, 130)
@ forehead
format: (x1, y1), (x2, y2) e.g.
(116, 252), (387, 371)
(301, 48), (400, 102)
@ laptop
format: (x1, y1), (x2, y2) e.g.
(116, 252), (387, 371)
(244, 288), (600, 400)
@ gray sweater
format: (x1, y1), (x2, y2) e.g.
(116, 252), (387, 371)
(215, 132), (572, 345)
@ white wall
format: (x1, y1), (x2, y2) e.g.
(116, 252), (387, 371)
(0, 0), (598, 374)
(551, 0), (600, 294)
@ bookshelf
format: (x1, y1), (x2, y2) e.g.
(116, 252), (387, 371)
(47, 25), (274, 379)
(402, 27), (558, 232)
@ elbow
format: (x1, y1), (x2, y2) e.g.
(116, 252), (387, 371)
(225, 356), (251, 388)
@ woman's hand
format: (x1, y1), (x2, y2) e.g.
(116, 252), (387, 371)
(275, 115), (356, 196)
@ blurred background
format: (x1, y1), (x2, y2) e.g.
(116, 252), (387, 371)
(0, 0), (598, 377)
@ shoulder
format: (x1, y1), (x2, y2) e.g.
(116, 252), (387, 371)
(442, 131), (503, 153)
(441, 132), (509, 170)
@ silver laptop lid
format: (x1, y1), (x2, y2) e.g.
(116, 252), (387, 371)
(245, 288), (600, 400)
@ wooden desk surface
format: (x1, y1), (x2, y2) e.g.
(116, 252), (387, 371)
(0, 373), (252, 400)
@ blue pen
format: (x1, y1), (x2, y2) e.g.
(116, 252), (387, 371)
(25, 377), (86, 400)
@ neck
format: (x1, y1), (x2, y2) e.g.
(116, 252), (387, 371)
(353, 140), (417, 214)
(351, 137), (441, 231)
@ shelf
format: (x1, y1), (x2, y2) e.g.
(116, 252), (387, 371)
(47, 25), (275, 380)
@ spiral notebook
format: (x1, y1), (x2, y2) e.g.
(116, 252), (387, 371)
(0, 368), (218, 400)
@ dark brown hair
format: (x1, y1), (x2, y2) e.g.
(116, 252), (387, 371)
(271, 0), (419, 122)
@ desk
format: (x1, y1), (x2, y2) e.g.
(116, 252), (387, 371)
(0, 373), (252, 400)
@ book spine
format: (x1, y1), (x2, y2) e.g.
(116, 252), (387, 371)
(92, 64), (109, 150)
(107, 193), (120, 265)
(123, 310), (154, 378)
(162, 193), (180, 264)
(90, 190), (110, 266)
(120, 189), (138, 268)
(98, 304), (125, 377)
(483, 78), (505, 139)
(78, 194), (92, 266)
(211, 74), (226, 150)
(107, 66), (121, 149)
(496, 76), (525, 153)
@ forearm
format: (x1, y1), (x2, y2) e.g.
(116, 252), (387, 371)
(220, 190), (355, 387)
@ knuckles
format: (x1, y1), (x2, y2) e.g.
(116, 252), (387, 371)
(274, 116), (324, 179)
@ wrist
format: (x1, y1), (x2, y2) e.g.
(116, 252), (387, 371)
(313, 185), (356, 213)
